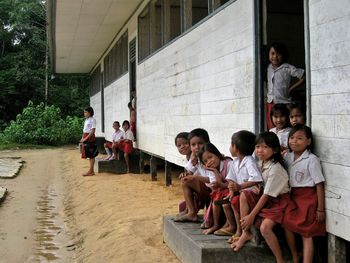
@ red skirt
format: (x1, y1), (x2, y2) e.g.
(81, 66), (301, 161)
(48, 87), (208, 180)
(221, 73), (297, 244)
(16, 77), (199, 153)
(283, 187), (326, 237)
(210, 188), (229, 201)
(266, 102), (275, 130)
(104, 141), (113, 148)
(81, 133), (97, 159)
(231, 189), (261, 212)
(117, 141), (133, 154)
(259, 193), (290, 224)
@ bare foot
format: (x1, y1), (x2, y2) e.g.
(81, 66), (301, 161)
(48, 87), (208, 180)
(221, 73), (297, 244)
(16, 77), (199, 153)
(231, 231), (252, 251)
(82, 171), (95, 176)
(174, 213), (198, 222)
(227, 232), (241, 244)
(203, 225), (220, 235)
(175, 210), (188, 220)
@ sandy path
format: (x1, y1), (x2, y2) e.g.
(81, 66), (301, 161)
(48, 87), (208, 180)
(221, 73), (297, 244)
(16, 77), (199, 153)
(0, 146), (182, 263)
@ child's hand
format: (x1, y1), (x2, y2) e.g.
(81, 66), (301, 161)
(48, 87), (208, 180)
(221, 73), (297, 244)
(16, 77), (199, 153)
(225, 190), (234, 201)
(316, 210), (325, 223)
(178, 171), (191, 179)
(182, 174), (194, 183)
(240, 214), (254, 230)
(190, 152), (198, 166)
(210, 181), (221, 189)
(228, 181), (241, 192)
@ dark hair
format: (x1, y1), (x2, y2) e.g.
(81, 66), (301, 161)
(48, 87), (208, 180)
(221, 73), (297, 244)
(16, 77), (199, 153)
(256, 132), (286, 169)
(231, 130), (256, 156)
(84, 106), (94, 116)
(122, 120), (130, 126)
(174, 132), (189, 146)
(269, 42), (288, 63)
(128, 102), (132, 108)
(198, 142), (224, 164)
(188, 128), (210, 143)
(113, 121), (120, 126)
(290, 101), (306, 119)
(270, 103), (290, 128)
(288, 124), (313, 152)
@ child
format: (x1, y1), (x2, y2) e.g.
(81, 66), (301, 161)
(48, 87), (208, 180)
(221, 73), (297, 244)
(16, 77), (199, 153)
(266, 42), (305, 129)
(80, 106), (98, 176)
(117, 120), (135, 173)
(232, 132), (290, 263)
(197, 143), (233, 235)
(289, 101), (306, 126)
(174, 128), (211, 223)
(103, 121), (124, 160)
(175, 132), (191, 162)
(128, 102), (136, 138)
(223, 130), (263, 244)
(283, 125), (326, 263)
(269, 103), (291, 152)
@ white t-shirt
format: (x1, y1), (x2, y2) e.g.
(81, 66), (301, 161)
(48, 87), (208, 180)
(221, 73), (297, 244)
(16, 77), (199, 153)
(269, 127), (292, 149)
(83, 117), (96, 133)
(184, 159), (215, 186)
(285, 150), (325, 187)
(123, 129), (134, 141)
(112, 129), (124, 142)
(226, 156), (263, 184)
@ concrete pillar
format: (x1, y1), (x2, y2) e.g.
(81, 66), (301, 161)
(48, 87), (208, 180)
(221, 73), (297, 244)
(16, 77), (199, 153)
(328, 234), (346, 263)
(150, 156), (157, 181)
(139, 151), (145, 174)
(165, 161), (172, 186)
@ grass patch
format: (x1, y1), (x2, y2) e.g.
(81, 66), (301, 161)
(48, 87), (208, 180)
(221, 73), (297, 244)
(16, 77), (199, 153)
(0, 143), (54, 150)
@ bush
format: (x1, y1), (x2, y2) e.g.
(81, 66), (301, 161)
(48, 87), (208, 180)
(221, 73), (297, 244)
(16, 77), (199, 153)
(0, 101), (83, 145)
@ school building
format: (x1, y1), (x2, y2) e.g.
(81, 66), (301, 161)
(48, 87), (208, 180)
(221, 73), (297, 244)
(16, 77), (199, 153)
(48, 0), (350, 259)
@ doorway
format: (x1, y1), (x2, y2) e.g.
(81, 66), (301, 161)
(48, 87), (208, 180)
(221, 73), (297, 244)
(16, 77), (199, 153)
(129, 38), (137, 139)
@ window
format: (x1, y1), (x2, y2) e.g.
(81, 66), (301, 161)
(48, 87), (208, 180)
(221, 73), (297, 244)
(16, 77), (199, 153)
(212, 0), (230, 11)
(138, 6), (151, 61)
(192, 0), (209, 26)
(90, 65), (101, 96)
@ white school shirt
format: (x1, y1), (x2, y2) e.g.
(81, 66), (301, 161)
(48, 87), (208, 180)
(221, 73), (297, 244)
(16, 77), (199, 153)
(226, 156), (263, 184)
(123, 129), (134, 141)
(259, 160), (289, 198)
(267, 63), (304, 104)
(269, 127), (292, 149)
(285, 150), (325, 187)
(112, 129), (124, 142)
(83, 117), (96, 133)
(184, 159), (216, 185)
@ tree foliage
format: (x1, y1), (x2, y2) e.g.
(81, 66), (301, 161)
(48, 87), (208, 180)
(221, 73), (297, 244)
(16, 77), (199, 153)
(0, 0), (89, 131)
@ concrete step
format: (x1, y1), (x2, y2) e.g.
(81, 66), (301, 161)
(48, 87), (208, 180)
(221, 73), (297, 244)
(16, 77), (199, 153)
(163, 215), (291, 263)
(97, 150), (142, 174)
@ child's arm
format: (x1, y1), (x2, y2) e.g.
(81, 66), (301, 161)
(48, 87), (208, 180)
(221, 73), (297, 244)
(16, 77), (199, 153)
(81, 128), (95, 142)
(241, 194), (270, 230)
(288, 75), (305, 93)
(315, 182), (326, 223)
(230, 181), (259, 192)
(206, 167), (228, 188)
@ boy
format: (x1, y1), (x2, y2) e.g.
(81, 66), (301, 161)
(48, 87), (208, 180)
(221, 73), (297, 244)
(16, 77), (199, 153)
(103, 121), (124, 160)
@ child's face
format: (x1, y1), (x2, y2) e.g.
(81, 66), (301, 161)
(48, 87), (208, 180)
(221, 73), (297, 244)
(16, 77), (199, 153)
(288, 130), (311, 154)
(272, 112), (287, 130)
(113, 123), (120, 130)
(289, 108), (305, 126)
(190, 136), (205, 155)
(176, 138), (190, 156)
(269, 47), (283, 68)
(202, 151), (220, 170)
(83, 110), (90, 118)
(255, 142), (274, 162)
(122, 123), (130, 131)
(229, 144), (238, 157)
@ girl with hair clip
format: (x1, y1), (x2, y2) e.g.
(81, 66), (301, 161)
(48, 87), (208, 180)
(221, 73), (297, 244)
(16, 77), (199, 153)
(197, 142), (233, 235)
(232, 132), (290, 263)
(266, 42), (305, 130)
(283, 125), (326, 263)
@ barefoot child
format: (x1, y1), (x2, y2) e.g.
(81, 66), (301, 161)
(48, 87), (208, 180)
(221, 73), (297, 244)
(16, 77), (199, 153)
(223, 130), (263, 244)
(197, 143), (233, 235)
(283, 125), (326, 263)
(232, 132), (290, 263)
(174, 128), (211, 223)
(269, 103), (291, 152)
(117, 120), (134, 173)
(103, 121), (124, 160)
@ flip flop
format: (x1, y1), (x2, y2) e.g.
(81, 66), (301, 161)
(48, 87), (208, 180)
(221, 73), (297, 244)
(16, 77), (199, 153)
(227, 235), (241, 244)
(214, 229), (234, 236)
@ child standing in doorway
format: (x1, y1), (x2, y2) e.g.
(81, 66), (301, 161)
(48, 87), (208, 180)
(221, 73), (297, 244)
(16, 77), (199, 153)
(269, 103), (291, 152)
(266, 42), (305, 129)
(232, 132), (290, 263)
(283, 125), (326, 263)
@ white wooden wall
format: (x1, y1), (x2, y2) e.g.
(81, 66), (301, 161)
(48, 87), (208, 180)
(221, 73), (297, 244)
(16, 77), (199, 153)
(309, 0), (350, 241)
(137, 0), (255, 165)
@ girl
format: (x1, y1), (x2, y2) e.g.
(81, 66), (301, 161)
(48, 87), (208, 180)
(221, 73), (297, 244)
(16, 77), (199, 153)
(269, 103), (291, 152)
(289, 101), (306, 126)
(80, 106), (98, 176)
(266, 42), (305, 130)
(197, 143), (233, 235)
(232, 132), (290, 263)
(283, 125), (326, 263)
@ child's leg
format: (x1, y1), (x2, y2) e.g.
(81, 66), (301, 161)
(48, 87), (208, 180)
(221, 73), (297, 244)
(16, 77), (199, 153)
(88, 158), (95, 174)
(111, 144), (119, 160)
(104, 144), (112, 159)
(284, 229), (299, 263)
(232, 205), (241, 237)
(260, 219), (285, 263)
(222, 204), (236, 233)
(203, 204), (221, 234)
(124, 153), (130, 172)
(302, 237), (314, 263)
(177, 177), (201, 221)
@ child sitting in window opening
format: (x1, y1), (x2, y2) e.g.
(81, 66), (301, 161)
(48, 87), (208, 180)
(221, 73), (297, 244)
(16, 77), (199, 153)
(103, 121), (124, 160)
(266, 42), (305, 130)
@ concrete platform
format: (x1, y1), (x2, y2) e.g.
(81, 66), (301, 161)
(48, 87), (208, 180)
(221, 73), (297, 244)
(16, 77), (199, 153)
(0, 157), (24, 179)
(96, 150), (142, 174)
(163, 215), (291, 263)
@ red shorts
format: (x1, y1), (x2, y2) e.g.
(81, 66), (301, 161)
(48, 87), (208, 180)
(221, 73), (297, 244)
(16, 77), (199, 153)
(104, 141), (113, 148)
(117, 141), (133, 154)
(231, 189), (261, 212)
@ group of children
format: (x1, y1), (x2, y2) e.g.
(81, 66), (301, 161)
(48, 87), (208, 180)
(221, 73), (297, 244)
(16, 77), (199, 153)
(173, 103), (325, 263)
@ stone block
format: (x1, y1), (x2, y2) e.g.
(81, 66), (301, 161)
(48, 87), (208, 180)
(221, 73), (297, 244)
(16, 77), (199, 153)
(97, 150), (142, 174)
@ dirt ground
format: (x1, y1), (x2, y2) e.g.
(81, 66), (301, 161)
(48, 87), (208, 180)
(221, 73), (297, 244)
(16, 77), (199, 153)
(0, 146), (183, 263)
